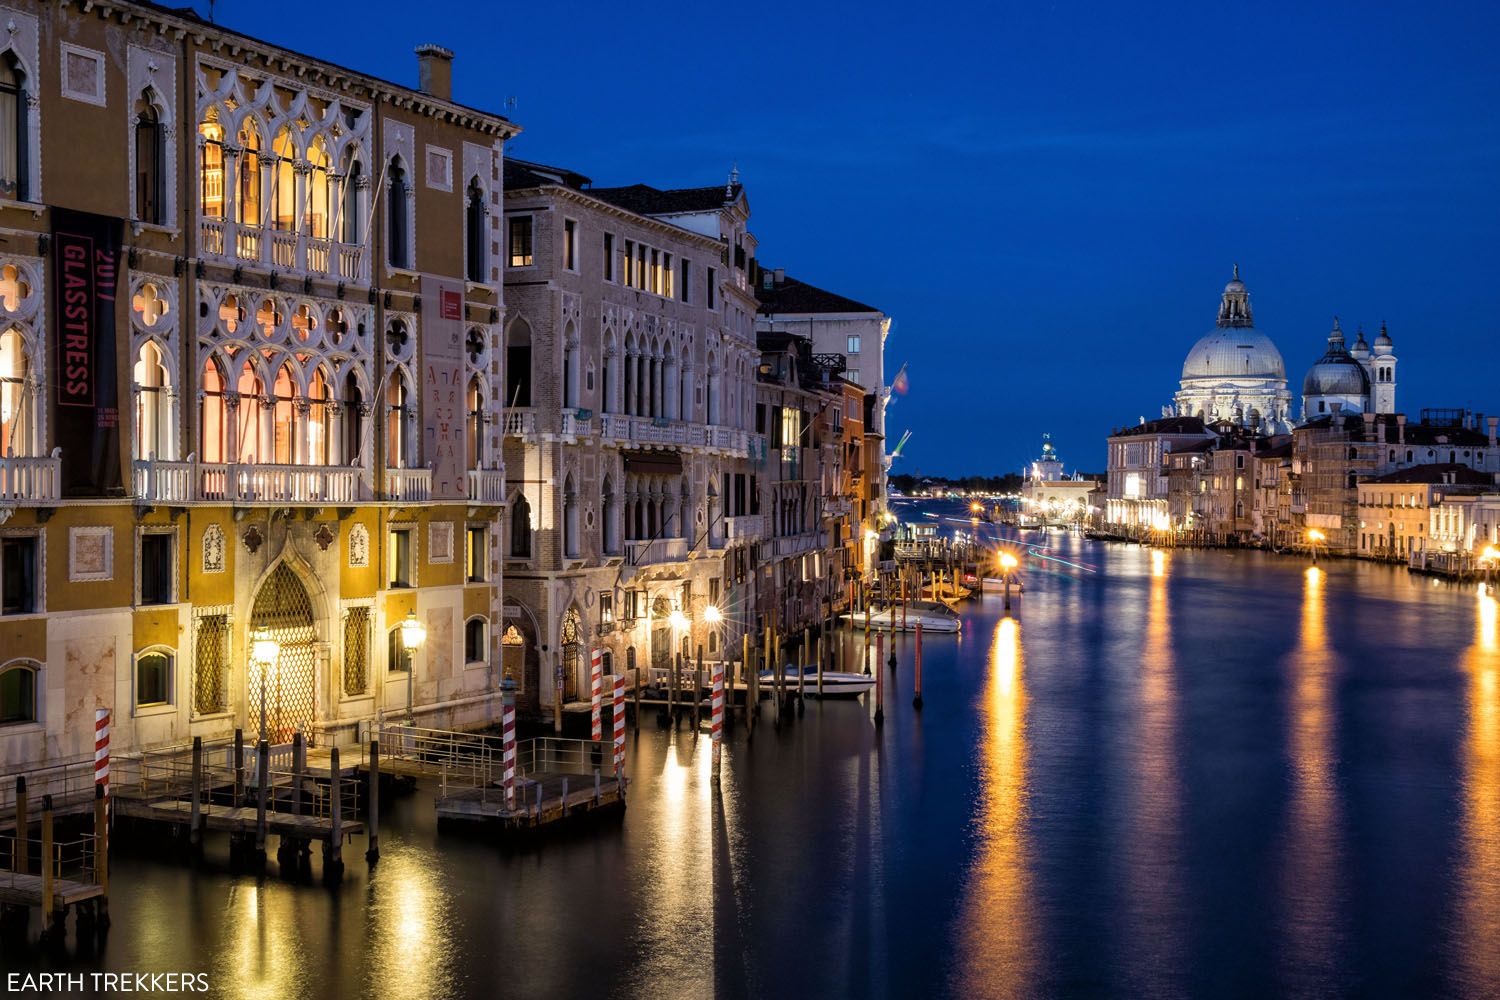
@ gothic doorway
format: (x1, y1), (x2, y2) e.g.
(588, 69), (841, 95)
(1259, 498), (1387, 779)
(560, 607), (582, 701)
(650, 594), (672, 677)
(248, 562), (319, 743)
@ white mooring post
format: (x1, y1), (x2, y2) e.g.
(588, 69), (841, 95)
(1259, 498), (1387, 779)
(613, 673), (626, 793)
(590, 648), (604, 742)
(711, 660), (725, 781)
(501, 677), (517, 812)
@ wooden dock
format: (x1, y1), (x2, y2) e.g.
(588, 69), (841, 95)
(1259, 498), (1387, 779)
(436, 769), (624, 829)
(112, 798), (364, 841)
(0, 871), (104, 913)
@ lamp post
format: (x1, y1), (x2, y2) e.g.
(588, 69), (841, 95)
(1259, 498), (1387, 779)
(250, 621), (279, 743)
(1307, 528), (1325, 565)
(999, 551), (1019, 613)
(400, 609), (426, 723)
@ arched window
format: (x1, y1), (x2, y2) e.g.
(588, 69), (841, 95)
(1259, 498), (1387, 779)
(341, 156), (363, 245)
(198, 109), (225, 219)
(271, 128), (296, 232)
(135, 93), (164, 225)
(563, 475), (579, 558)
(237, 121), (262, 226)
(343, 372), (364, 465)
(306, 137), (332, 238)
(464, 617), (487, 664)
(505, 318), (531, 407)
(386, 370), (412, 468)
(0, 660), (36, 724)
(134, 649), (172, 708)
(271, 361), (297, 464)
(511, 493), (532, 558)
(466, 376), (483, 469)
(387, 160), (409, 267)
(465, 178), (486, 282)
(602, 477), (618, 555)
(199, 356), (227, 464)
(308, 366), (332, 465)
(387, 627), (412, 673)
(601, 341), (614, 415)
(563, 325), (579, 409)
(133, 341), (172, 461)
(235, 358), (263, 464)
(0, 327), (34, 458)
(0, 54), (28, 200)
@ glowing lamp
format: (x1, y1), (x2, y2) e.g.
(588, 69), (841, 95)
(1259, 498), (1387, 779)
(1307, 529), (1326, 544)
(999, 552), (1019, 572)
(704, 605), (723, 625)
(400, 609), (427, 653)
(669, 609), (689, 630)
(250, 622), (279, 666)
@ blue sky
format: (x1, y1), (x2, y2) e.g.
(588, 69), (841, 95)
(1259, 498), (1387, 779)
(214, 0), (1500, 476)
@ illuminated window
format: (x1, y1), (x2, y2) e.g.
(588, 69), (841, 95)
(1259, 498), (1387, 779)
(306, 137), (332, 238)
(508, 216), (533, 267)
(271, 128), (296, 231)
(133, 341), (173, 461)
(199, 357), (227, 463)
(466, 525), (487, 582)
(387, 528), (412, 589)
(0, 327), (34, 458)
(237, 121), (262, 226)
(198, 111), (225, 218)
(135, 650), (172, 708)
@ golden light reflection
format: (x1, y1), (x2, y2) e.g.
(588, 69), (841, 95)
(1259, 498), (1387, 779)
(955, 617), (1034, 995)
(220, 883), (304, 1000)
(1455, 586), (1500, 990)
(1121, 548), (1184, 990)
(1278, 564), (1342, 990)
(366, 849), (454, 1000)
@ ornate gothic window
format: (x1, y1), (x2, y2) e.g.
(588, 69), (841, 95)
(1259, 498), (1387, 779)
(237, 121), (262, 226)
(0, 327), (34, 458)
(198, 109), (225, 219)
(133, 341), (174, 461)
(135, 93), (165, 225)
(465, 178), (485, 282)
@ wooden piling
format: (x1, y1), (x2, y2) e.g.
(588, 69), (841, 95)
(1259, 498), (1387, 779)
(12, 776), (25, 873)
(189, 736), (203, 848)
(365, 739), (381, 864)
(40, 795), (54, 931)
(817, 630), (825, 697)
(255, 739), (269, 855)
(913, 622), (925, 710)
(327, 746), (343, 876)
(694, 647), (704, 730)
(633, 666), (642, 729)
(292, 731), (306, 816)
(671, 652), (681, 724)
(874, 633), (885, 724)
(234, 728), (245, 804)
(92, 783), (108, 900)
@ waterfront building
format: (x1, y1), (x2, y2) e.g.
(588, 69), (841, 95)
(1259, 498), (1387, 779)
(1355, 464), (1495, 562)
(1169, 268), (1294, 434)
(0, 0), (516, 769)
(1251, 440), (1295, 548)
(755, 269), (890, 535)
(1019, 436), (1099, 526)
(1428, 493), (1500, 567)
(499, 159), (761, 713)
(1104, 416), (1215, 532)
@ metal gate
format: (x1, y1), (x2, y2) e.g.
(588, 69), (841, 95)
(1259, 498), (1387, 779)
(560, 608), (581, 701)
(248, 563), (319, 743)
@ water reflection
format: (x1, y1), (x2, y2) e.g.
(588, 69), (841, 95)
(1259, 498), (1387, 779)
(1278, 565), (1345, 992)
(1120, 548), (1186, 996)
(954, 616), (1035, 997)
(1455, 586), (1500, 995)
(365, 848), (455, 1000)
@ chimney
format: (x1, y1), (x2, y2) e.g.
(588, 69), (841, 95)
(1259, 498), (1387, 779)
(1397, 413), (1407, 445)
(774, 268), (785, 286)
(415, 44), (454, 101)
(1489, 416), (1497, 447)
(1362, 411), (1376, 439)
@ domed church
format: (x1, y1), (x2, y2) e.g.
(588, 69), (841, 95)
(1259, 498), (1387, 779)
(1301, 318), (1397, 419)
(1171, 267), (1294, 434)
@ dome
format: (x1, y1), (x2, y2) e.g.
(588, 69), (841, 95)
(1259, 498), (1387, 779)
(1373, 321), (1393, 352)
(1181, 328), (1287, 380)
(1302, 353), (1370, 397)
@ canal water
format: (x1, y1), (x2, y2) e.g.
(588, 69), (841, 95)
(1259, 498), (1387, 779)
(5, 500), (1498, 999)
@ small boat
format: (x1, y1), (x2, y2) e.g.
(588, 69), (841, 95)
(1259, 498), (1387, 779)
(981, 577), (1024, 594)
(759, 665), (875, 699)
(841, 606), (962, 633)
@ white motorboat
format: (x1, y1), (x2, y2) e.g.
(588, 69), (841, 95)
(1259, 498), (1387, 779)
(758, 665), (876, 698)
(980, 577), (1024, 594)
(841, 606), (961, 633)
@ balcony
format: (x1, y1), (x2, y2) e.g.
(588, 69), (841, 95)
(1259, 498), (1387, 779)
(385, 468), (432, 503)
(824, 497), (853, 519)
(199, 218), (368, 284)
(133, 457), (365, 504)
(561, 410), (593, 439)
(501, 407), (537, 438)
(773, 533), (822, 558)
(468, 467), (506, 503)
(0, 451), (61, 503)
(725, 514), (769, 541)
(627, 537), (689, 566)
(595, 414), (749, 456)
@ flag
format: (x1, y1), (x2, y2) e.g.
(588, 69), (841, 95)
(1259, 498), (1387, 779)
(891, 363), (909, 396)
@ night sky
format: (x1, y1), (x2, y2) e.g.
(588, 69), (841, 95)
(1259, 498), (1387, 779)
(210, 0), (1500, 477)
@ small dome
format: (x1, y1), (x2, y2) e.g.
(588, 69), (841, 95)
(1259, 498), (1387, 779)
(1182, 328), (1287, 381)
(1373, 321), (1393, 351)
(1302, 354), (1370, 397)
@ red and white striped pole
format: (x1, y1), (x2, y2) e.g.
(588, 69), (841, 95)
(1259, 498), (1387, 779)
(501, 679), (517, 811)
(590, 648), (603, 742)
(710, 661), (725, 776)
(612, 673), (626, 787)
(94, 708), (111, 820)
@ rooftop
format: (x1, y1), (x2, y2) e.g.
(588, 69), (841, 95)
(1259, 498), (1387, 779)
(1363, 464), (1496, 487)
(588, 183), (742, 216)
(756, 274), (881, 315)
(1110, 416), (1211, 438)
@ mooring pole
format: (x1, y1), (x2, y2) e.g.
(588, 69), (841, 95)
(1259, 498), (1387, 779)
(326, 746), (343, 879)
(190, 736), (203, 849)
(12, 776), (26, 873)
(292, 731), (306, 816)
(694, 646), (704, 731)
(913, 622), (925, 710)
(234, 728), (245, 805)
(93, 783), (109, 904)
(255, 739), (269, 857)
(366, 739), (381, 864)
(875, 633), (885, 725)
(40, 795), (54, 932)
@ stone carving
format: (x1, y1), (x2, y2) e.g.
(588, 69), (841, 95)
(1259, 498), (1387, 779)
(202, 523), (225, 573)
(348, 523), (369, 567)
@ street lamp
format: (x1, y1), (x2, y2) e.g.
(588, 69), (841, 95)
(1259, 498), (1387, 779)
(250, 621), (279, 742)
(999, 550), (1019, 612)
(704, 604), (723, 626)
(669, 608), (689, 631)
(400, 609), (426, 722)
(1307, 528), (1326, 565)
(1480, 545), (1500, 585)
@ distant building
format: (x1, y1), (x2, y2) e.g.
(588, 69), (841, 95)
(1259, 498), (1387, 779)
(1300, 319), (1398, 420)
(1170, 268), (1294, 434)
(1105, 416), (1216, 532)
(1356, 464), (1496, 562)
(1020, 435), (1099, 526)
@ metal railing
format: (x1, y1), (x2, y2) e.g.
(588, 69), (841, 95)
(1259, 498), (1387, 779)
(0, 754), (97, 817)
(1, 831), (100, 884)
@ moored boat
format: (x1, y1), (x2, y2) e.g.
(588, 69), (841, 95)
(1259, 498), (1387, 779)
(841, 606), (961, 632)
(758, 665), (876, 698)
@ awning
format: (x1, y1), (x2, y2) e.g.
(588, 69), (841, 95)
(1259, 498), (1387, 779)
(622, 451), (684, 476)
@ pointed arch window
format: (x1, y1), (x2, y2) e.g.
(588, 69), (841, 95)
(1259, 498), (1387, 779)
(235, 359), (264, 465)
(133, 341), (173, 461)
(199, 357), (227, 464)
(135, 93), (165, 225)
(343, 372), (364, 465)
(388, 160), (410, 268)
(237, 121), (262, 226)
(0, 328), (34, 458)
(198, 109), (225, 219)
(308, 366), (332, 465)
(306, 137), (332, 238)
(271, 128), (296, 232)
(0, 55), (26, 200)
(511, 493), (532, 558)
(341, 156), (363, 245)
(386, 370), (413, 468)
(465, 178), (486, 282)
(466, 376), (483, 469)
